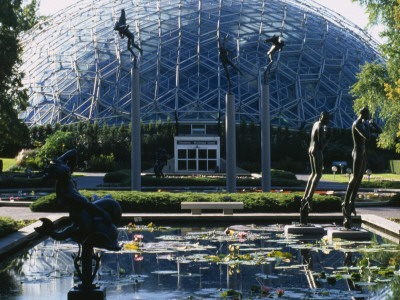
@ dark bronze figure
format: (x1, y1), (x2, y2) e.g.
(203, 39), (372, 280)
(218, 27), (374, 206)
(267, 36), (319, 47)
(218, 35), (242, 94)
(114, 9), (143, 67)
(35, 149), (122, 296)
(263, 35), (284, 81)
(342, 107), (382, 229)
(300, 111), (330, 225)
(154, 147), (167, 178)
(264, 35), (285, 63)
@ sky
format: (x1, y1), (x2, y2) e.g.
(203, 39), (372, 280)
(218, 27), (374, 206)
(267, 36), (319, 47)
(37, 0), (383, 43)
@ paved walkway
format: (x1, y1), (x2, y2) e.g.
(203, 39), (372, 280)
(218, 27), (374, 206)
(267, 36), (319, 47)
(295, 174), (348, 190)
(75, 172), (105, 189)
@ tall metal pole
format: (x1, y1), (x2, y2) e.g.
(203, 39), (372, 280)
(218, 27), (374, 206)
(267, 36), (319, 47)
(225, 93), (236, 193)
(261, 79), (271, 192)
(131, 66), (141, 191)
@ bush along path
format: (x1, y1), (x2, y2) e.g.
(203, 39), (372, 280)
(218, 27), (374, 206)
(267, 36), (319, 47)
(30, 190), (342, 213)
(103, 169), (305, 187)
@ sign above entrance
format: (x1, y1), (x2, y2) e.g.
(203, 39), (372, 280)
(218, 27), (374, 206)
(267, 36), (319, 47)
(177, 141), (218, 145)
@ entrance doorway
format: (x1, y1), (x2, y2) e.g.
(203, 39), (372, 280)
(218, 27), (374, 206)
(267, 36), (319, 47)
(174, 136), (220, 172)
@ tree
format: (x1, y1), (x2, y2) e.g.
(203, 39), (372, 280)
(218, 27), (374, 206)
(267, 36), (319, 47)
(0, 0), (42, 156)
(351, 0), (400, 152)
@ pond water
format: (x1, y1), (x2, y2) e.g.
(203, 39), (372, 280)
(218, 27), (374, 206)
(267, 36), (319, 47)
(1, 224), (399, 299)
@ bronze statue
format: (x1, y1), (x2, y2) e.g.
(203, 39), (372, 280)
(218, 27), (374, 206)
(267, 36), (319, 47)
(263, 35), (284, 81)
(264, 35), (285, 63)
(218, 35), (243, 94)
(300, 111), (330, 225)
(154, 147), (167, 178)
(35, 149), (122, 294)
(342, 107), (382, 229)
(114, 9), (143, 66)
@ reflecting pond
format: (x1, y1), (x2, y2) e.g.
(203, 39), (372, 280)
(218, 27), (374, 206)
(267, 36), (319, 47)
(1, 224), (400, 299)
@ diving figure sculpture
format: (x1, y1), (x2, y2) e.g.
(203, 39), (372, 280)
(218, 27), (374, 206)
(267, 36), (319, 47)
(300, 111), (330, 225)
(263, 35), (284, 81)
(342, 107), (381, 229)
(114, 9), (143, 67)
(218, 35), (243, 94)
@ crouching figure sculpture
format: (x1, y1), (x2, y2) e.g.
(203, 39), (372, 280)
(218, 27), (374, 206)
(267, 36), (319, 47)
(35, 149), (122, 298)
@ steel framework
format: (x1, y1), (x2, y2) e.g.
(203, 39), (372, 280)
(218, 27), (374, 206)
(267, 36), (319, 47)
(19, 0), (382, 128)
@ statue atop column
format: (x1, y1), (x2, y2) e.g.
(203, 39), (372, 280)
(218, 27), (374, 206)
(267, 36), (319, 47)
(218, 35), (243, 94)
(263, 35), (284, 81)
(300, 111), (330, 225)
(342, 107), (382, 229)
(114, 9), (143, 67)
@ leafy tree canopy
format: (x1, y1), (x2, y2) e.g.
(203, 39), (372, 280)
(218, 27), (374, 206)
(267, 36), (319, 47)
(351, 0), (400, 152)
(0, 0), (42, 156)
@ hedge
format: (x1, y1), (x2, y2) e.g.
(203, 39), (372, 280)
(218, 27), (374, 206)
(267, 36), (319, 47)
(389, 193), (400, 207)
(30, 190), (342, 213)
(0, 217), (19, 238)
(360, 180), (400, 189)
(0, 177), (54, 189)
(104, 169), (304, 187)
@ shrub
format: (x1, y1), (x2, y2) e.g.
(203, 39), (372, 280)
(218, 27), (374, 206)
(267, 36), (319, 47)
(389, 193), (400, 207)
(0, 217), (19, 238)
(103, 169), (130, 183)
(104, 169), (304, 187)
(30, 190), (342, 213)
(88, 153), (117, 172)
(40, 131), (76, 159)
(15, 148), (44, 170)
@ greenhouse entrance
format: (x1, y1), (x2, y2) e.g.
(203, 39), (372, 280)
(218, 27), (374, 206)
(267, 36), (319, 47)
(174, 136), (220, 172)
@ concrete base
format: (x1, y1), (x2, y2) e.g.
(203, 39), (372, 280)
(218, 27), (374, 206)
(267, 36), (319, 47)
(284, 224), (325, 235)
(68, 286), (106, 300)
(327, 228), (370, 241)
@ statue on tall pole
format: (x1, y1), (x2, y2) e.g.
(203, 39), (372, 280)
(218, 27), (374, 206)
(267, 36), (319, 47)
(114, 9), (143, 67)
(263, 35), (284, 81)
(115, 8), (142, 191)
(300, 111), (330, 225)
(218, 35), (242, 94)
(342, 107), (382, 229)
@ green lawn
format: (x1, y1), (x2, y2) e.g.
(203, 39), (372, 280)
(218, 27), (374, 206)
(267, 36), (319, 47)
(322, 173), (400, 183)
(0, 158), (17, 172)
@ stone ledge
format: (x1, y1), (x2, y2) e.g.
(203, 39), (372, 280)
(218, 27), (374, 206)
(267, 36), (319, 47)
(361, 214), (400, 236)
(0, 214), (67, 264)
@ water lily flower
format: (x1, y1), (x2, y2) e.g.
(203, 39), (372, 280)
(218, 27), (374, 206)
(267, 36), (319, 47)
(238, 232), (247, 238)
(261, 285), (271, 295)
(134, 255), (144, 261)
(239, 238), (247, 243)
(134, 234), (144, 241)
(275, 288), (285, 297)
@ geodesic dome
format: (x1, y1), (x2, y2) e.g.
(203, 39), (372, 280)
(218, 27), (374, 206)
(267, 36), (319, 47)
(19, 0), (382, 128)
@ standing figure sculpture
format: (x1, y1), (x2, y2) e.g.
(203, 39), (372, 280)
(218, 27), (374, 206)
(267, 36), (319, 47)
(263, 35), (284, 81)
(154, 147), (168, 178)
(35, 149), (122, 295)
(218, 35), (243, 94)
(300, 111), (330, 225)
(342, 107), (381, 229)
(114, 9), (143, 67)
